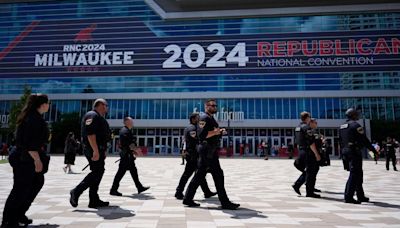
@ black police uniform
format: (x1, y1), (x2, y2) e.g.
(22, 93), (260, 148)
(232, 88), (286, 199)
(175, 123), (214, 199)
(183, 113), (237, 208)
(2, 110), (49, 227)
(70, 110), (111, 207)
(339, 119), (376, 202)
(110, 126), (147, 194)
(384, 140), (398, 171)
(294, 122), (319, 197)
(293, 130), (321, 194)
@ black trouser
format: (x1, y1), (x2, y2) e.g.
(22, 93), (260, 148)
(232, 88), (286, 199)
(345, 158), (365, 200)
(294, 168), (320, 189)
(2, 162), (44, 225)
(73, 156), (105, 202)
(305, 151), (319, 195)
(386, 153), (397, 170)
(176, 155), (212, 195)
(184, 144), (230, 204)
(111, 155), (143, 191)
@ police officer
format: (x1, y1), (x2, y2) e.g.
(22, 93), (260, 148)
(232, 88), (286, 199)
(183, 99), (239, 210)
(110, 117), (150, 196)
(293, 112), (321, 198)
(2, 94), (50, 227)
(70, 98), (111, 208)
(339, 108), (377, 204)
(175, 113), (217, 200)
(292, 118), (322, 196)
(383, 137), (398, 171)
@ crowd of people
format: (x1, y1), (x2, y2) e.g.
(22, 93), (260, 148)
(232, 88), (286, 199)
(1, 95), (399, 227)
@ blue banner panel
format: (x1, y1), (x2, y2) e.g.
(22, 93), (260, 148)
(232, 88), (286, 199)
(0, 17), (399, 78)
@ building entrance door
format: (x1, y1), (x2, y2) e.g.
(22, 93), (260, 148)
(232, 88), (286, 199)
(233, 137), (242, 155)
(172, 136), (181, 155)
(245, 137), (255, 156)
(271, 137), (281, 156)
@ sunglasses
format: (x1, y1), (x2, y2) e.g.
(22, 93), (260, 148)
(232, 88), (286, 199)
(208, 104), (218, 107)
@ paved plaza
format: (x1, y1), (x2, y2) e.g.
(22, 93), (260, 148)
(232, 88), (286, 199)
(0, 156), (399, 228)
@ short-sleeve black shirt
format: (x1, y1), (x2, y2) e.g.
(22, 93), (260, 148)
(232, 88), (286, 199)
(81, 110), (111, 151)
(197, 113), (219, 146)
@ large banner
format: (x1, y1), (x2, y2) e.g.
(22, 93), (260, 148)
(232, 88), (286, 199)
(0, 17), (399, 78)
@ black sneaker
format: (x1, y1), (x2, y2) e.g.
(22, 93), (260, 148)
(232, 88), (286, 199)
(175, 192), (184, 200)
(18, 215), (33, 225)
(345, 198), (361, 204)
(69, 189), (79, 208)
(88, 200), (109, 209)
(306, 193), (321, 198)
(204, 191), (217, 198)
(292, 185), (301, 196)
(314, 188), (322, 192)
(358, 197), (369, 202)
(138, 186), (150, 194)
(110, 190), (122, 196)
(183, 199), (200, 207)
(221, 202), (240, 210)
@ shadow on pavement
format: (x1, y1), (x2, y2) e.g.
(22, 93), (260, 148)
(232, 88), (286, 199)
(123, 193), (155, 200)
(29, 225), (60, 228)
(74, 205), (135, 220)
(197, 199), (267, 219)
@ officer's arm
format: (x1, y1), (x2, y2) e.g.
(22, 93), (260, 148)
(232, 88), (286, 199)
(87, 134), (99, 156)
(305, 128), (321, 161)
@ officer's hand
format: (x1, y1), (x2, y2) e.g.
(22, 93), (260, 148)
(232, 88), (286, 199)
(34, 159), (43, 173)
(92, 151), (100, 161)
(133, 147), (142, 156)
(213, 128), (221, 136)
(220, 128), (227, 135)
(315, 153), (321, 161)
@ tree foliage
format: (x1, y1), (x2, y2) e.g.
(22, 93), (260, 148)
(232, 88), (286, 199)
(8, 86), (31, 134)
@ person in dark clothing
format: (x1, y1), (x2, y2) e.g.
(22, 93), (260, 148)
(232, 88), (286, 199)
(175, 113), (217, 200)
(292, 112), (321, 199)
(180, 136), (186, 165)
(2, 94), (50, 228)
(69, 98), (111, 209)
(340, 108), (378, 204)
(63, 132), (79, 174)
(292, 118), (322, 196)
(110, 117), (150, 196)
(383, 137), (398, 171)
(183, 99), (240, 210)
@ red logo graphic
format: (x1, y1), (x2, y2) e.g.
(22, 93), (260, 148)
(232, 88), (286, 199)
(74, 24), (97, 42)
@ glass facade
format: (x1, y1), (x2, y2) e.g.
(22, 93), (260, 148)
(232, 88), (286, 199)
(1, 0), (399, 155)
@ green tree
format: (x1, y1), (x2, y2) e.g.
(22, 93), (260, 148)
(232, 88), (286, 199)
(50, 112), (81, 154)
(8, 86), (31, 135)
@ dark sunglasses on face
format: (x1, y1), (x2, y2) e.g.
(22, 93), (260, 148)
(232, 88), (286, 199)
(208, 104), (218, 107)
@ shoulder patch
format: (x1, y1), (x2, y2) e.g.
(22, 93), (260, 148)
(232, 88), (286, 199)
(306, 129), (313, 136)
(199, 121), (206, 129)
(190, 131), (197, 138)
(85, 118), (93, 125)
(340, 124), (349, 129)
(295, 127), (301, 132)
(357, 127), (364, 134)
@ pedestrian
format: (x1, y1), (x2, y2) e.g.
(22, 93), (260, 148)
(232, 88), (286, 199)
(175, 113), (217, 200)
(2, 94), (50, 227)
(69, 98), (111, 209)
(110, 117), (150, 196)
(339, 108), (377, 204)
(383, 137), (398, 171)
(180, 136), (186, 165)
(293, 113), (321, 198)
(183, 99), (239, 210)
(292, 118), (321, 196)
(63, 132), (79, 174)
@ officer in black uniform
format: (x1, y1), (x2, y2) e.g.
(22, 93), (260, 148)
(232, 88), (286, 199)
(2, 94), (50, 228)
(175, 113), (217, 200)
(339, 108), (377, 204)
(383, 137), (398, 171)
(70, 98), (111, 208)
(293, 112), (321, 198)
(292, 118), (322, 196)
(110, 117), (150, 196)
(183, 99), (240, 210)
